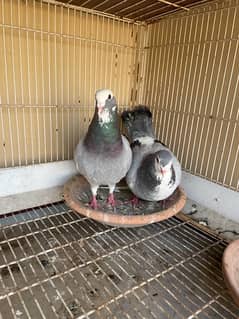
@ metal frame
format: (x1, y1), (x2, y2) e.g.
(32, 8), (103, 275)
(0, 202), (238, 318)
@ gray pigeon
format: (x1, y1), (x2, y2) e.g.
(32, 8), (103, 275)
(74, 89), (132, 209)
(121, 106), (181, 201)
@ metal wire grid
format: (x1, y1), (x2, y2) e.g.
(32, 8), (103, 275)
(143, 0), (239, 191)
(0, 202), (238, 318)
(48, 0), (210, 23)
(0, 0), (144, 168)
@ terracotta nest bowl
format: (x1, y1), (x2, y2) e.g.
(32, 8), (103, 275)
(64, 175), (186, 227)
(222, 239), (239, 307)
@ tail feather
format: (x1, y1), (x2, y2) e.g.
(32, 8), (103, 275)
(121, 106), (154, 141)
(121, 105), (152, 122)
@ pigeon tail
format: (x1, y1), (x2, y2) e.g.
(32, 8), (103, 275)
(121, 106), (155, 142)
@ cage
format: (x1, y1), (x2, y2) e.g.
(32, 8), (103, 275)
(1, 0), (239, 317)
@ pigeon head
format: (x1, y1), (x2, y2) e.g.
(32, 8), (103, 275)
(95, 89), (117, 125)
(121, 106), (154, 141)
(154, 150), (173, 179)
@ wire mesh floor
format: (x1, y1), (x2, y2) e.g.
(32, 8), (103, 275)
(0, 202), (238, 319)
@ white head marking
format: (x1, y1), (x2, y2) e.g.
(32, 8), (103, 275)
(98, 108), (112, 126)
(95, 88), (113, 108)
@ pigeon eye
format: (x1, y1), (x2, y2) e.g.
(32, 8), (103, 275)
(108, 94), (112, 99)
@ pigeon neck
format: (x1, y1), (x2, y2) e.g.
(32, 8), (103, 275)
(134, 136), (154, 145)
(84, 108), (122, 152)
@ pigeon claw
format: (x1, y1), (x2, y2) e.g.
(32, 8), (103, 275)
(90, 196), (98, 209)
(107, 193), (116, 207)
(130, 196), (140, 207)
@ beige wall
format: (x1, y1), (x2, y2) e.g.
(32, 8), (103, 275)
(142, 0), (239, 190)
(0, 0), (142, 166)
(1, 0), (239, 191)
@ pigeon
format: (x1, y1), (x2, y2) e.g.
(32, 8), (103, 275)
(121, 106), (181, 202)
(74, 89), (132, 209)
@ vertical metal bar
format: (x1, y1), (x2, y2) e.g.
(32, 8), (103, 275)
(67, 7), (70, 160)
(110, 18), (115, 91)
(158, 20), (171, 142)
(160, 19), (172, 142)
(106, 17), (111, 88)
(189, 13), (210, 171)
(163, 18), (177, 146)
(193, 10), (216, 173)
(60, 5), (64, 160)
(199, 8), (222, 175)
(224, 66), (239, 185)
(95, 14), (99, 94)
(179, 14), (199, 167)
(100, 15), (104, 89)
(24, 0), (34, 165)
(16, 0), (27, 165)
(125, 21), (131, 106)
(40, 1), (47, 163)
(0, 107), (7, 167)
(184, 13), (205, 169)
(146, 24), (156, 107)
(171, 16), (190, 159)
(152, 24), (163, 139)
(79, 9), (85, 136)
(149, 24), (160, 109)
(87, 11), (92, 127)
(137, 24), (148, 106)
(213, 8), (237, 182)
(33, 0), (41, 164)
(2, 0), (14, 167)
(72, 8), (76, 151)
(168, 18), (182, 149)
(48, 2), (53, 162)
(117, 19), (122, 104)
(205, 8), (230, 179)
(176, 15), (194, 163)
(54, 4), (59, 161)
(10, 0), (21, 166)
(143, 23), (152, 106)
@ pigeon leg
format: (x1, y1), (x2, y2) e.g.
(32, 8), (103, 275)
(90, 185), (98, 209)
(125, 196), (140, 207)
(107, 193), (116, 206)
(90, 196), (98, 209)
(130, 196), (140, 207)
(107, 185), (116, 207)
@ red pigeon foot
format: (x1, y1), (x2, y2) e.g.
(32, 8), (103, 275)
(107, 193), (116, 207)
(90, 196), (98, 209)
(130, 196), (140, 207)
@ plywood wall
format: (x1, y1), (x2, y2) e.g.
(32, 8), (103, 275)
(0, 0), (142, 166)
(142, 0), (239, 190)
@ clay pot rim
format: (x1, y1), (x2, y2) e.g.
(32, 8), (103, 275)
(64, 175), (186, 227)
(222, 239), (239, 307)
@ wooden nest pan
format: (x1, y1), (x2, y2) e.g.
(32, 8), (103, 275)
(64, 175), (186, 227)
(222, 239), (239, 307)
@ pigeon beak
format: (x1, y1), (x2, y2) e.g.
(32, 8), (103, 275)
(97, 105), (104, 113)
(160, 168), (166, 176)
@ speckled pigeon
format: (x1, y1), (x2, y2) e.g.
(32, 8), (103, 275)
(74, 89), (132, 209)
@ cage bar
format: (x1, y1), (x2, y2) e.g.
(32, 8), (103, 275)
(0, 202), (237, 318)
